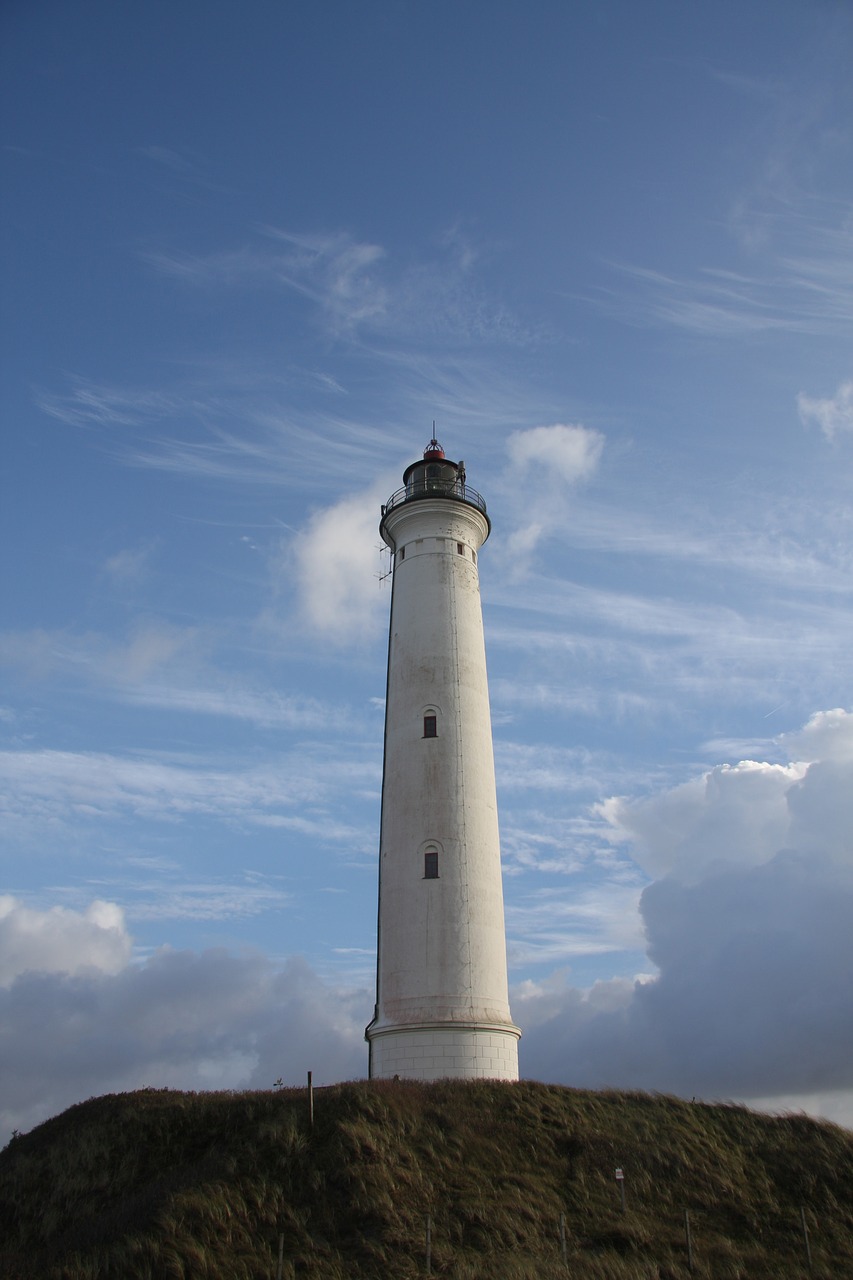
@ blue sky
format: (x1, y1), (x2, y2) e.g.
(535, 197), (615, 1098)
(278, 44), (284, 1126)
(3, 0), (853, 1133)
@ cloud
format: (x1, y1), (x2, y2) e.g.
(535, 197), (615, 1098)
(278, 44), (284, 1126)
(0, 912), (367, 1134)
(147, 223), (534, 347)
(507, 423), (604, 485)
(279, 484), (390, 643)
(0, 897), (131, 988)
(797, 380), (853, 440)
(0, 744), (377, 832)
(598, 760), (807, 884)
(0, 621), (373, 732)
(517, 709), (853, 1122)
(597, 220), (853, 341)
(146, 229), (388, 334)
(102, 544), (157, 585)
(783, 706), (853, 763)
(36, 380), (184, 430)
(500, 424), (604, 565)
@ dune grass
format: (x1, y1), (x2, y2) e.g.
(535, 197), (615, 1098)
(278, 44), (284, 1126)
(1, 1080), (851, 1277)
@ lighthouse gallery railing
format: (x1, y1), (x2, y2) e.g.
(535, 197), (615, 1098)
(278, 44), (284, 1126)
(382, 479), (487, 518)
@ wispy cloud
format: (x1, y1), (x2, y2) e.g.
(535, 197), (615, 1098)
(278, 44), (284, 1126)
(102, 543), (158, 585)
(506, 882), (646, 966)
(37, 380), (185, 430)
(146, 224), (536, 347)
(79, 876), (292, 923)
(120, 681), (357, 732)
(595, 240), (853, 337)
(798, 379), (853, 439)
(0, 745), (378, 831)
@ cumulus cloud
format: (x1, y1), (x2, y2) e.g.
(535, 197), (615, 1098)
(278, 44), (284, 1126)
(797, 380), (853, 439)
(518, 708), (853, 1124)
(598, 760), (806, 884)
(0, 903), (368, 1135)
(0, 897), (131, 988)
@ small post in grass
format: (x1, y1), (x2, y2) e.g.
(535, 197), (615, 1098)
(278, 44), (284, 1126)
(615, 1166), (626, 1213)
(684, 1208), (694, 1273)
(800, 1205), (812, 1270)
(559, 1211), (568, 1264)
(307, 1071), (314, 1130)
(424, 1211), (432, 1274)
(275, 1232), (284, 1280)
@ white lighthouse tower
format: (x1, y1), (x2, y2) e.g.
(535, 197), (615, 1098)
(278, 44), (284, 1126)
(366, 438), (520, 1081)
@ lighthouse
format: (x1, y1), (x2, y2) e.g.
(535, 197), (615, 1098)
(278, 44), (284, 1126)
(366, 439), (520, 1081)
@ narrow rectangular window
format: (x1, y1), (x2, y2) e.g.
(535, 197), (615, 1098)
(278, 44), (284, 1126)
(424, 850), (439, 879)
(457, 542), (465, 556)
(423, 714), (437, 738)
(398, 546), (405, 562)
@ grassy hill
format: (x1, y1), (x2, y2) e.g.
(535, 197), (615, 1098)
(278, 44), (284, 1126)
(1, 1080), (851, 1278)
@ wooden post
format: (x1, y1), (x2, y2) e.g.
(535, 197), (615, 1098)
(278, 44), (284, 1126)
(559, 1211), (567, 1264)
(425, 1212), (432, 1274)
(684, 1208), (694, 1273)
(800, 1205), (812, 1270)
(615, 1167), (626, 1213)
(307, 1071), (314, 1130)
(275, 1232), (284, 1280)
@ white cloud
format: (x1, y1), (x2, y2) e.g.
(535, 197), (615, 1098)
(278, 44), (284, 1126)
(516, 709), (853, 1119)
(599, 760), (807, 884)
(0, 897), (131, 987)
(797, 380), (853, 439)
(783, 706), (853, 763)
(507, 423), (604, 485)
(284, 485), (390, 642)
(499, 424), (604, 565)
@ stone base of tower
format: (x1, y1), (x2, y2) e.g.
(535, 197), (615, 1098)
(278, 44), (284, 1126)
(368, 1022), (520, 1082)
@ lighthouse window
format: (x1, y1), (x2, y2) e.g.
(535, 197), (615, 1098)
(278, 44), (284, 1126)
(457, 542), (465, 556)
(398, 546), (405, 562)
(423, 714), (437, 738)
(424, 849), (439, 879)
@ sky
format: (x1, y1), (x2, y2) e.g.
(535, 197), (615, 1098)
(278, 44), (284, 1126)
(2, 0), (853, 1136)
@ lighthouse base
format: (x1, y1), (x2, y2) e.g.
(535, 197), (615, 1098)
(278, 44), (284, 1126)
(368, 1021), (520, 1082)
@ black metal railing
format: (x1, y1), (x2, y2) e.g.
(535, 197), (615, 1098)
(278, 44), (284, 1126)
(382, 480), (487, 519)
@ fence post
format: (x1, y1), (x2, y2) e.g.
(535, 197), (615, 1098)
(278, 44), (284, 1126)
(559, 1211), (568, 1264)
(615, 1167), (626, 1213)
(307, 1071), (314, 1130)
(684, 1208), (694, 1273)
(275, 1232), (284, 1280)
(800, 1205), (812, 1271)
(425, 1212), (432, 1274)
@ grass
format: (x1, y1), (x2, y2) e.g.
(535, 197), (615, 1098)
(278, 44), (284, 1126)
(1, 1080), (851, 1277)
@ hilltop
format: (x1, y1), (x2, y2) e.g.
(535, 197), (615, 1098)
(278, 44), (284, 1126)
(1, 1080), (851, 1278)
